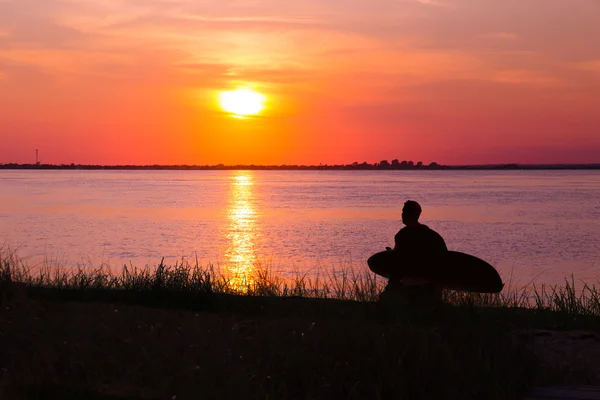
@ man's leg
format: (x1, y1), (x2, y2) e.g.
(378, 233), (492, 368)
(384, 284), (443, 309)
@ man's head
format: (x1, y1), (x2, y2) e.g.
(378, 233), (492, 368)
(402, 200), (422, 226)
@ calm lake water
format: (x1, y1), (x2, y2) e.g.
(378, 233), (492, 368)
(1, 170), (599, 287)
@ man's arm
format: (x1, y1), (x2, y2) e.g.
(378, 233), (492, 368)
(393, 230), (404, 251)
(433, 231), (448, 252)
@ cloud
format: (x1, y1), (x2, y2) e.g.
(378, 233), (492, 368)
(414, 0), (451, 7)
(0, 0), (95, 49)
(484, 32), (518, 40)
(104, 13), (327, 33)
(350, 0), (600, 60)
(492, 69), (563, 87)
(578, 60), (600, 77)
(181, 63), (313, 86)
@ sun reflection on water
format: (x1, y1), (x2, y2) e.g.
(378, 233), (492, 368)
(224, 172), (259, 290)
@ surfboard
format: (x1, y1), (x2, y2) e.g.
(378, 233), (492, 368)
(367, 250), (504, 293)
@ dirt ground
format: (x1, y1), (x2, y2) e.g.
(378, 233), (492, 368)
(1, 295), (599, 399)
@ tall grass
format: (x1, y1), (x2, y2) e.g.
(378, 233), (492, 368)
(2, 246), (600, 316)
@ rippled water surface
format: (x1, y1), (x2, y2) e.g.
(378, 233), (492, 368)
(1, 170), (599, 286)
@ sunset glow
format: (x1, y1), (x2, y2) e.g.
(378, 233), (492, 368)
(218, 88), (266, 117)
(0, 0), (599, 165)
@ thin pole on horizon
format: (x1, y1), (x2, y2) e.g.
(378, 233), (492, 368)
(35, 149), (39, 165)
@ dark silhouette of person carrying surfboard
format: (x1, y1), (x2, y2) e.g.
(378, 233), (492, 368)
(368, 201), (504, 303)
(378, 200), (448, 307)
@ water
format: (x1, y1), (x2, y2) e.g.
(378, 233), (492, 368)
(1, 170), (599, 287)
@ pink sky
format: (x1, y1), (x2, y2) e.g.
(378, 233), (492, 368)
(1, 0), (599, 165)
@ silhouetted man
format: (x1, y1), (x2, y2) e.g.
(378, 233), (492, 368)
(380, 200), (448, 306)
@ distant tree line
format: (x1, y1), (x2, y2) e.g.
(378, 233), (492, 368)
(0, 161), (444, 170)
(360, 160), (440, 169)
(1, 162), (599, 171)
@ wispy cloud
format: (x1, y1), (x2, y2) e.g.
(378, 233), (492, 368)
(578, 60), (600, 77)
(492, 69), (563, 87)
(178, 15), (324, 24)
(484, 32), (518, 40)
(414, 0), (450, 7)
(103, 13), (327, 33)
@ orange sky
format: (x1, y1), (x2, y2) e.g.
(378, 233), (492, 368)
(1, 0), (599, 165)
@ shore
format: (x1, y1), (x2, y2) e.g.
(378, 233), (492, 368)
(2, 254), (600, 399)
(2, 163), (600, 170)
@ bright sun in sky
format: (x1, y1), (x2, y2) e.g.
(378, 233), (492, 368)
(218, 88), (266, 117)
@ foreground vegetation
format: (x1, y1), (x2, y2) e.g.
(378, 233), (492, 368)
(1, 249), (600, 399)
(3, 247), (600, 317)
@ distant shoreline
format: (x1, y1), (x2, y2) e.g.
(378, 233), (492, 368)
(1, 163), (600, 171)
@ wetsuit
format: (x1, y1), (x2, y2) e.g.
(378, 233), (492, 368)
(394, 224), (447, 259)
(381, 224), (448, 304)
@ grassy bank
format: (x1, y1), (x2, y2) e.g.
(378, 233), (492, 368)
(1, 249), (600, 399)
(3, 247), (600, 317)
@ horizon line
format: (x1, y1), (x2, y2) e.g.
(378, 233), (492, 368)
(1, 162), (600, 170)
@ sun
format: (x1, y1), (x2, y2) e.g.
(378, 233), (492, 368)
(218, 88), (266, 117)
